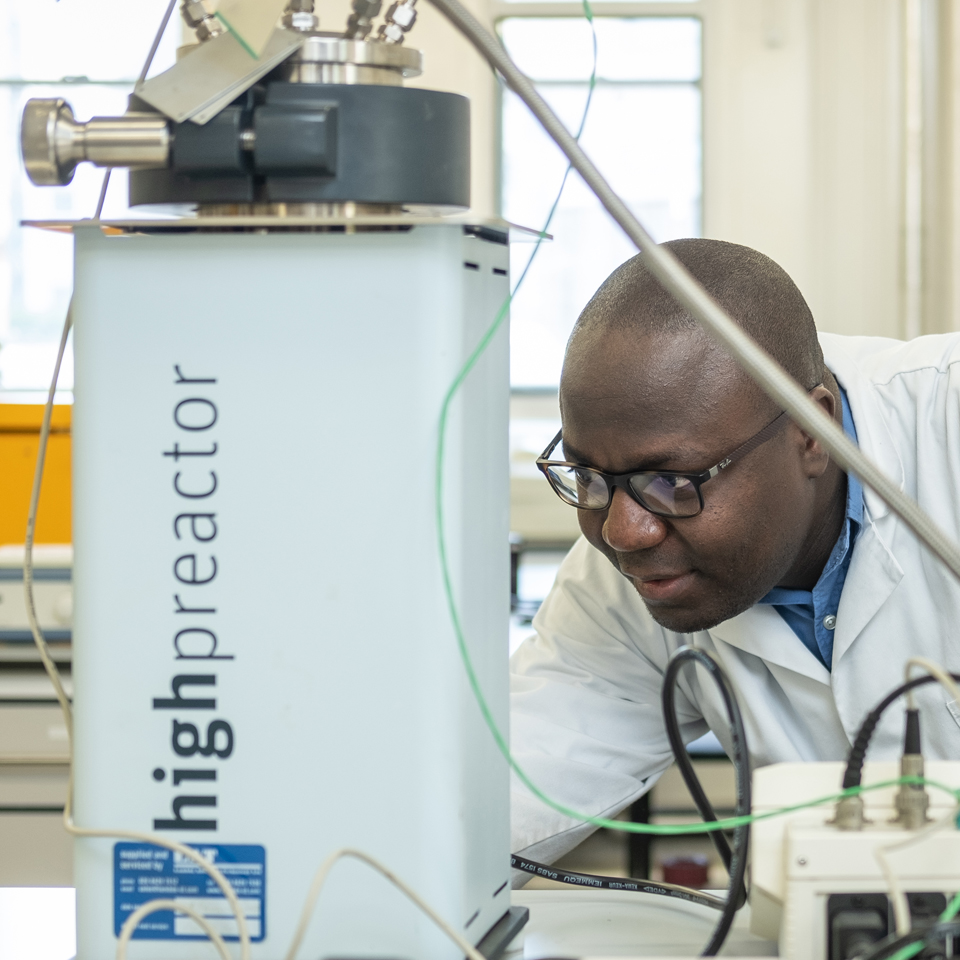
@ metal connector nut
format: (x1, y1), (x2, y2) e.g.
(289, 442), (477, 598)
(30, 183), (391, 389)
(893, 754), (932, 830)
(832, 794), (866, 831)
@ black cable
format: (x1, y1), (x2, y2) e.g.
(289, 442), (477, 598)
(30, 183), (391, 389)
(842, 673), (960, 790)
(662, 646), (751, 956)
(510, 854), (726, 911)
(662, 665), (736, 878)
(857, 931), (924, 960)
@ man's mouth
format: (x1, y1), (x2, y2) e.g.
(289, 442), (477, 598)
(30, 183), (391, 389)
(628, 570), (697, 603)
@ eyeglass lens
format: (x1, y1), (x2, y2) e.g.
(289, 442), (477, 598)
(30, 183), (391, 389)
(544, 464), (702, 517)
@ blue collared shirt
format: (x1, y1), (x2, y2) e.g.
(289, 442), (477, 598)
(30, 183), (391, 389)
(756, 388), (863, 670)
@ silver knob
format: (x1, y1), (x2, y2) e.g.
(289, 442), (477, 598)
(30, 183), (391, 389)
(21, 98), (78, 185)
(20, 98), (172, 187)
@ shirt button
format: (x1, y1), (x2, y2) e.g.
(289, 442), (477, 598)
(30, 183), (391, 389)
(823, 615), (837, 631)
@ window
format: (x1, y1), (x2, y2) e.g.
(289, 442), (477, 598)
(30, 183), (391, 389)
(0, 0), (178, 398)
(499, 13), (703, 387)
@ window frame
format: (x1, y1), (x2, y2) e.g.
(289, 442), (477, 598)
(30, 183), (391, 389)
(494, 1), (706, 393)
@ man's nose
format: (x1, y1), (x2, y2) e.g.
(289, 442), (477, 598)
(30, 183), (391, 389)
(602, 487), (670, 553)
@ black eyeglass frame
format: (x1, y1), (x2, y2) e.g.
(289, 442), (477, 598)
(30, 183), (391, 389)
(536, 407), (796, 518)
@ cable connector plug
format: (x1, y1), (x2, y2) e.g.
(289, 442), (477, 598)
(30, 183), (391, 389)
(892, 708), (931, 830)
(832, 793), (866, 831)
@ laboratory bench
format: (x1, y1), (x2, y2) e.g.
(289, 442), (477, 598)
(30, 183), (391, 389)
(0, 885), (777, 960)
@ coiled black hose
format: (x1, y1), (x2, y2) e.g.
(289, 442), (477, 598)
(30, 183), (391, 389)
(662, 646), (751, 956)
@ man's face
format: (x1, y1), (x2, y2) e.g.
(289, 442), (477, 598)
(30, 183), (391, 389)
(559, 326), (826, 633)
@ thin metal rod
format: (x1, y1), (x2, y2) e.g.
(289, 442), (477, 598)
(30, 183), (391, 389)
(138, 0), (179, 84)
(93, 169), (111, 219)
(93, 0), (176, 222)
(425, 0), (960, 584)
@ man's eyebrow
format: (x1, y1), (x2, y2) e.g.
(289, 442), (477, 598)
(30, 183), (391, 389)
(560, 439), (687, 472)
(557, 439), (589, 463)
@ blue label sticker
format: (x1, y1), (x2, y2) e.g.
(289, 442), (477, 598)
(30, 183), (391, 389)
(114, 843), (266, 942)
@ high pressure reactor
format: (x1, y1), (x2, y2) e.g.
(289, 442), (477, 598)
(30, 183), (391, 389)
(20, 3), (519, 957)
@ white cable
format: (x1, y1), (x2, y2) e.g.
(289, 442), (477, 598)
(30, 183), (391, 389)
(22, 297), (252, 959)
(19, 5), (252, 956)
(423, 0), (960, 589)
(904, 657), (960, 710)
(284, 847), (487, 960)
(63, 771), (251, 960)
(22, 300), (74, 735)
(116, 899), (231, 960)
(874, 801), (960, 934)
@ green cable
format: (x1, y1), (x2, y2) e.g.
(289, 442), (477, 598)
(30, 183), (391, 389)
(432, 11), (960, 840)
(213, 10), (258, 59)
(882, 886), (960, 960)
(434, 0), (596, 827)
(945, 888), (960, 922)
(887, 893), (960, 960)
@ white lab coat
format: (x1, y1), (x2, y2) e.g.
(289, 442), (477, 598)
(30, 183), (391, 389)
(510, 331), (960, 867)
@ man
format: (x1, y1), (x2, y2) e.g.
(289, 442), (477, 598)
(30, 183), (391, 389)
(510, 238), (960, 867)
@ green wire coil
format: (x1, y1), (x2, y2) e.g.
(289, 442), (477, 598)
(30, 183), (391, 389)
(431, 6), (960, 846)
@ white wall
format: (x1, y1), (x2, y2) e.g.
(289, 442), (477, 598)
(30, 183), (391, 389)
(493, 0), (960, 540)
(705, 0), (960, 339)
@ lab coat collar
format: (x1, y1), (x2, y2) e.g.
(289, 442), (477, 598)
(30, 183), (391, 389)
(709, 603), (832, 684)
(708, 518), (902, 680)
(706, 337), (908, 682)
(830, 517), (904, 665)
(820, 334), (906, 523)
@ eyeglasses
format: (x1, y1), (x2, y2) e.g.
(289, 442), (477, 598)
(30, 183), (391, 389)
(536, 408), (793, 518)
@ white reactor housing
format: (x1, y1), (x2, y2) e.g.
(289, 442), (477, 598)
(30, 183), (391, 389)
(69, 221), (512, 958)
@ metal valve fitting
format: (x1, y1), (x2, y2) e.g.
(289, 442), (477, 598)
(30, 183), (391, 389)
(181, 0), (226, 42)
(21, 99), (171, 186)
(282, 0), (319, 32)
(345, 0), (382, 40)
(379, 0), (418, 44)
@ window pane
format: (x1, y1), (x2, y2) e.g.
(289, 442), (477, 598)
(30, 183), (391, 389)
(499, 17), (701, 82)
(0, 0), (178, 396)
(501, 18), (702, 388)
(0, 84), (145, 395)
(0, 0), (178, 81)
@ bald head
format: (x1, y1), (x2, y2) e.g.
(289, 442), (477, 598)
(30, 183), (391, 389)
(567, 238), (824, 397)
(556, 239), (846, 633)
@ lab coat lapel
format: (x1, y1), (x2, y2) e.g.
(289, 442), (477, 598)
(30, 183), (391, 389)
(708, 604), (832, 684)
(819, 334), (907, 664)
(831, 519), (903, 664)
(821, 333), (906, 524)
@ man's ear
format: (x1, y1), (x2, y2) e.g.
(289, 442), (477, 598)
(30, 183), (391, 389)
(797, 385), (838, 479)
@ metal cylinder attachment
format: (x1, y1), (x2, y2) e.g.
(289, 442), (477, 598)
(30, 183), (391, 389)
(20, 98), (170, 186)
(277, 34), (422, 84)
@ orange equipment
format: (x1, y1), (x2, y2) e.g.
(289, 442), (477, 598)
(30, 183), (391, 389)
(0, 404), (72, 546)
